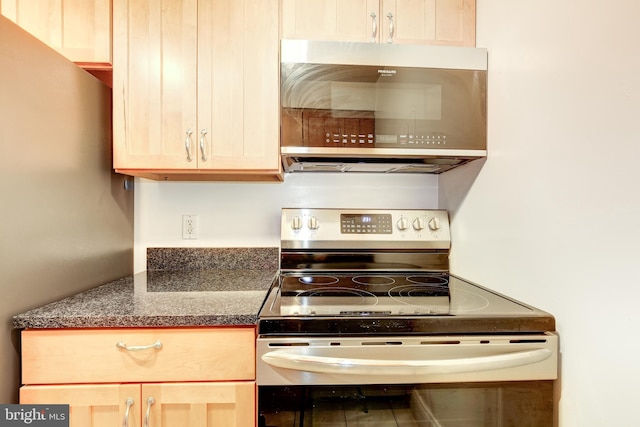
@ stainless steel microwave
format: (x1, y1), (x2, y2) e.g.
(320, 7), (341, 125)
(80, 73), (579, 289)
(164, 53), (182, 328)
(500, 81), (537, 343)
(280, 39), (488, 173)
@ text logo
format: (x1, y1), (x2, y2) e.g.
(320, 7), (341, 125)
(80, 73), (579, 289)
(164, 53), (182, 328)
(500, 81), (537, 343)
(0, 405), (69, 426)
(377, 69), (397, 77)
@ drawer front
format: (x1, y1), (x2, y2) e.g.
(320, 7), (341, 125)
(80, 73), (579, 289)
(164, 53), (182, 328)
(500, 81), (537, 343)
(22, 327), (256, 384)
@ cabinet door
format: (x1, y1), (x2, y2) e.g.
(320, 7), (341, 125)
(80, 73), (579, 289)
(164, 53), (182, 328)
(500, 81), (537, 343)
(197, 0), (280, 172)
(144, 382), (255, 427)
(281, 0), (475, 46)
(20, 384), (141, 427)
(381, 0), (475, 46)
(1, 0), (111, 63)
(112, 0), (199, 170)
(281, 0), (378, 43)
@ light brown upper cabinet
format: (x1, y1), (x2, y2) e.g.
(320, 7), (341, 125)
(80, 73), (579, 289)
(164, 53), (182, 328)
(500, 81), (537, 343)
(281, 0), (475, 47)
(112, 0), (282, 181)
(1, 0), (111, 64)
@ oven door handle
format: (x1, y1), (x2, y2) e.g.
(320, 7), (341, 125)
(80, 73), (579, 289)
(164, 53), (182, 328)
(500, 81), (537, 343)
(261, 348), (552, 376)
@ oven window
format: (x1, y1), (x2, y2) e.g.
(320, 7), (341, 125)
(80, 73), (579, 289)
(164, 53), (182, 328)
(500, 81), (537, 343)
(259, 382), (553, 427)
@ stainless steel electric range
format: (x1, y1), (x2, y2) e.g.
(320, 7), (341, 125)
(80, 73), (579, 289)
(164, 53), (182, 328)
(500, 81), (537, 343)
(257, 208), (558, 427)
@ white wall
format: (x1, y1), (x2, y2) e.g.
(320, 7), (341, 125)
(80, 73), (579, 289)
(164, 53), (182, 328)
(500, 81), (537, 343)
(134, 173), (438, 272)
(440, 1), (640, 426)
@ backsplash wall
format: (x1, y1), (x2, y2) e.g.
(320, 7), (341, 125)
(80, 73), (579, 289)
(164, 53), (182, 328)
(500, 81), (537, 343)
(134, 173), (439, 272)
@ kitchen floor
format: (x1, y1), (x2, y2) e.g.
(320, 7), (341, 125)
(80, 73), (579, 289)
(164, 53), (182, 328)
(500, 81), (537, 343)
(263, 400), (420, 427)
(260, 387), (421, 427)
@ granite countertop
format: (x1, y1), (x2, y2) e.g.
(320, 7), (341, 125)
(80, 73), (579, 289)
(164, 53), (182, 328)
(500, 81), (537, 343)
(13, 247), (279, 329)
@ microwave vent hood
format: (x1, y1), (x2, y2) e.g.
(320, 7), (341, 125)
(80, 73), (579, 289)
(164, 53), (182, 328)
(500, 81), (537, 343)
(281, 147), (485, 174)
(281, 39), (488, 70)
(280, 40), (488, 174)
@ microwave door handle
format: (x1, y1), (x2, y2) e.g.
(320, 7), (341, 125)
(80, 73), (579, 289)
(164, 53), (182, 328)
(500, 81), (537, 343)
(262, 348), (552, 376)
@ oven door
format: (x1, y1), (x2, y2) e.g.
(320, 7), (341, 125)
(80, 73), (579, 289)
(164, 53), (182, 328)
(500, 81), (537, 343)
(259, 382), (555, 427)
(257, 334), (557, 427)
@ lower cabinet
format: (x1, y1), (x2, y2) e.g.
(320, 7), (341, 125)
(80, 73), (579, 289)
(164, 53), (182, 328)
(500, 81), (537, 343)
(21, 382), (255, 427)
(19, 327), (256, 427)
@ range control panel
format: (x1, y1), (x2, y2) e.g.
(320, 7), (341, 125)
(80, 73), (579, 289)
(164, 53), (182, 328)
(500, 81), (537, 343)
(281, 208), (450, 250)
(340, 213), (393, 234)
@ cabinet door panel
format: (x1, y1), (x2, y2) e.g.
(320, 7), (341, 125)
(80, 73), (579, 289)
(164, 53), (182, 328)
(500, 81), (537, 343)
(1, 0), (111, 63)
(144, 382), (255, 427)
(281, 0), (377, 43)
(281, 0), (336, 40)
(382, 0), (475, 46)
(241, 0), (280, 170)
(435, 0), (475, 45)
(20, 384), (141, 427)
(113, 0), (198, 169)
(382, 0), (434, 44)
(197, 0), (244, 162)
(197, 0), (280, 171)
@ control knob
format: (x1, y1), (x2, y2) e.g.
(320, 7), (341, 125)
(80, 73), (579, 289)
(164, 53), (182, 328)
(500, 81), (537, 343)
(413, 217), (426, 231)
(291, 216), (302, 230)
(397, 216), (409, 231)
(428, 217), (441, 231)
(308, 216), (320, 230)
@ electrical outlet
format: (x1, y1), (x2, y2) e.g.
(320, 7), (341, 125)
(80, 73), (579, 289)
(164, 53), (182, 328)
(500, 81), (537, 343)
(182, 215), (198, 239)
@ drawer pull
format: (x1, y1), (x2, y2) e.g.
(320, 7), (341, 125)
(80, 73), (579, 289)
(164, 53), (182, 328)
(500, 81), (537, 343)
(116, 341), (163, 352)
(122, 398), (134, 427)
(144, 397), (155, 427)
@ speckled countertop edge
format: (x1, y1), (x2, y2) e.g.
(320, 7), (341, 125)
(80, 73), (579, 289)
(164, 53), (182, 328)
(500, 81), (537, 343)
(13, 248), (279, 329)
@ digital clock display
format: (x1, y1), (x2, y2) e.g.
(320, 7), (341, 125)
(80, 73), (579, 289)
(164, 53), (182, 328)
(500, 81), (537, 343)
(340, 214), (392, 234)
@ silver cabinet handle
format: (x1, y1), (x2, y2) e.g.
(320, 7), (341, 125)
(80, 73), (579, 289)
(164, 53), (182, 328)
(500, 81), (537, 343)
(143, 397), (155, 427)
(370, 12), (377, 43)
(122, 398), (134, 427)
(185, 129), (193, 162)
(116, 341), (162, 352)
(199, 129), (208, 162)
(386, 12), (394, 43)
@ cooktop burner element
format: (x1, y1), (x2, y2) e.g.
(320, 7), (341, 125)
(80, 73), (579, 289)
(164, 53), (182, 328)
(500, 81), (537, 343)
(258, 208), (556, 336)
(298, 275), (339, 285)
(279, 272), (451, 316)
(352, 275), (395, 286)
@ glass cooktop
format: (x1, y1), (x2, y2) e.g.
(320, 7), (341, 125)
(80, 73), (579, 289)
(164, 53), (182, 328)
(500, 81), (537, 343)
(258, 273), (556, 335)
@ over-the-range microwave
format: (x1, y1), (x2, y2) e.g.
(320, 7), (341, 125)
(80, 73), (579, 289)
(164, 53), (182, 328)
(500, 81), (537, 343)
(280, 39), (488, 174)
